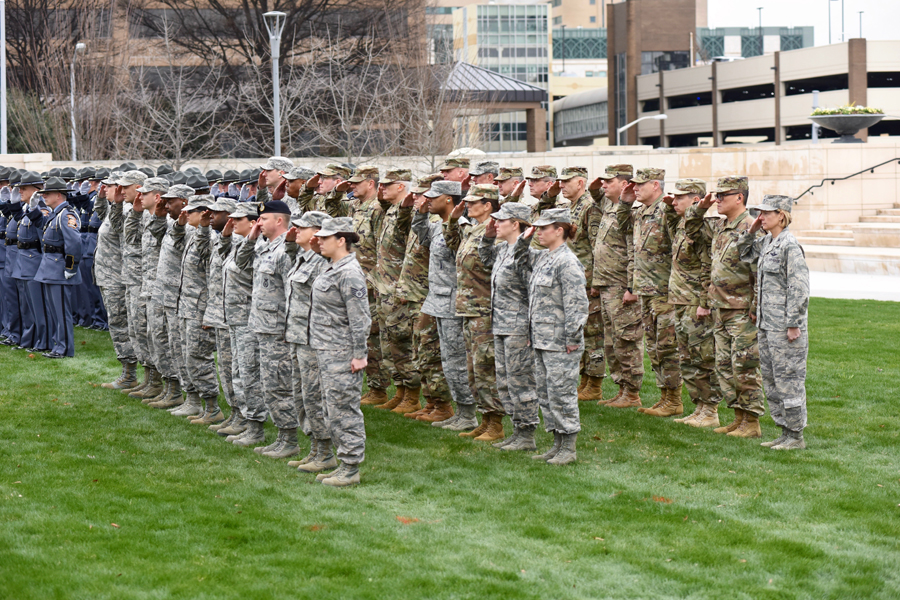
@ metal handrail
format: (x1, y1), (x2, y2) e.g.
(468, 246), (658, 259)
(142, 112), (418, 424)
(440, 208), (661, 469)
(796, 157), (900, 201)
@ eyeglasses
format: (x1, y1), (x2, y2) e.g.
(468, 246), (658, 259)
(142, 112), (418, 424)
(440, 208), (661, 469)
(715, 192), (740, 200)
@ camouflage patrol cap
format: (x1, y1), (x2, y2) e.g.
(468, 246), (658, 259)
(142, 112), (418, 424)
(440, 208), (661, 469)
(117, 170), (148, 187)
(101, 170), (123, 185)
(671, 178), (707, 196)
(161, 184), (195, 200)
(438, 157), (470, 171)
(495, 166), (523, 181)
(462, 183), (499, 202)
(714, 176), (749, 193)
(599, 164), (633, 180)
(751, 195), (794, 214)
(630, 168), (665, 184)
(260, 156), (295, 172)
(292, 210), (329, 229)
(314, 216), (355, 237)
(490, 202), (532, 224)
(379, 168), (413, 184)
(182, 194), (215, 212)
(347, 165), (379, 183)
(424, 180), (462, 198)
(137, 177), (170, 194)
(469, 161), (499, 177)
(533, 207), (572, 227)
(228, 203), (258, 219)
(209, 197), (238, 214)
(526, 165), (557, 180)
(283, 166), (316, 181)
(317, 163), (352, 179)
(557, 166), (588, 181)
(413, 173), (443, 194)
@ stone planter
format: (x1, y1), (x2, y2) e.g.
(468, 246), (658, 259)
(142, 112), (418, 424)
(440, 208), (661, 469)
(808, 114), (885, 143)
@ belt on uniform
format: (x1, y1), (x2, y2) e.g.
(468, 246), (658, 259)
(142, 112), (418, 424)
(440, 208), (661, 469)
(87, 226), (99, 233)
(5, 238), (16, 246)
(17, 241), (40, 250)
(43, 244), (64, 254)
(0, 232), (5, 240)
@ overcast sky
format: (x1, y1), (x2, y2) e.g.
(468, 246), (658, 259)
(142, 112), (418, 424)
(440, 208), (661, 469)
(708, 0), (900, 44)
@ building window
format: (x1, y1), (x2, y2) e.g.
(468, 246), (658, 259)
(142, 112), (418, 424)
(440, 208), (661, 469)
(641, 51), (690, 75)
(869, 72), (900, 88)
(667, 91), (713, 109)
(589, 16), (596, 23)
(720, 83), (775, 103)
(784, 74), (848, 96)
(553, 16), (562, 24)
(641, 98), (660, 112)
(425, 7), (456, 15)
(552, 0), (562, 6)
(552, 27), (606, 59)
(554, 101), (608, 144)
(590, 0), (596, 4)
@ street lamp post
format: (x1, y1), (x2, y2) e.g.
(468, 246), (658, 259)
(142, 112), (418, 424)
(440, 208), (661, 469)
(70, 42), (85, 162)
(859, 11), (863, 38)
(841, 0), (845, 42)
(617, 114), (667, 146)
(757, 7), (763, 56)
(828, 0), (838, 44)
(263, 11), (287, 156)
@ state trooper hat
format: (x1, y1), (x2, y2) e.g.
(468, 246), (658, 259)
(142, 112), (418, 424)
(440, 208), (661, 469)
(257, 200), (291, 215)
(283, 166), (316, 181)
(469, 161), (499, 177)
(42, 177), (69, 193)
(495, 166), (523, 181)
(161, 184), (195, 200)
(557, 166), (588, 181)
(228, 203), (258, 219)
(77, 166), (95, 180)
(60, 167), (78, 181)
(91, 167), (109, 181)
(209, 197), (237, 213)
(16, 171), (44, 187)
(137, 177), (170, 194)
(527, 165), (557, 180)
(117, 170), (148, 187)
(599, 164), (634, 180)
(751, 194), (794, 214)
(413, 173), (443, 194)
(671, 178), (706, 196)
(238, 168), (260, 184)
(424, 180), (462, 198)
(260, 156), (295, 172)
(205, 169), (223, 184)
(182, 194), (216, 212)
(8, 170), (20, 186)
(170, 171), (189, 185)
(185, 173), (210, 191)
(49, 168), (62, 178)
(0, 166), (10, 181)
(292, 210), (329, 229)
(630, 168), (665, 184)
(314, 216), (355, 237)
(156, 164), (174, 177)
(491, 202), (532, 223)
(117, 162), (138, 172)
(219, 169), (241, 183)
(138, 167), (155, 178)
(533, 207), (572, 227)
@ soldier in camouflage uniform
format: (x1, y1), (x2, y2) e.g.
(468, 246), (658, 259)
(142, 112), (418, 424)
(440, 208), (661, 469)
(617, 168), (683, 415)
(590, 165), (644, 407)
(397, 174), (454, 423)
(171, 195), (220, 420)
(124, 177), (169, 402)
(444, 183), (506, 441)
(412, 180), (476, 430)
(469, 161), (499, 185)
(310, 217), (372, 487)
(236, 200), (301, 457)
(739, 195), (809, 450)
(259, 156), (294, 199)
(438, 157), (470, 191)
(663, 179), (721, 426)
(95, 170), (139, 390)
(217, 203), (267, 442)
(284, 211), (335, 472)
(514, 208), (589, 465)
(496, 167), (524, 203)
(684, 176), (764, 438)
(479, 202), (539, 451)
(504, 166), (558, 249)
(296, 163), (351, 215)
(282, 167), (315, 216)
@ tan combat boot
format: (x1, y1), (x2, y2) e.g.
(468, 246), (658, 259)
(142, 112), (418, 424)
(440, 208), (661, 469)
(606, 388), (642, 408)
(419, 401), (453, 423)
(578, 376), (604, 402)
(101, 361), (128, 389)
(132, 368), (164, 399)
(361, 388), (388, 406)
(714, 408), (744, 434)
(638, 390), (667, 414)
(474, 413), (505, 441)
(124, 366), (152, 396)
(405, 400), (434, 419)
(392, 387), (422, 414)
(577, 376), (588, 395)
(375, 387), (404, 410)
(599, 387), (624, 406)
(645, 388), (683, 417)
(689, 402), (720, 428)
(674, 401), (703, 424)
(727, 411), (761, 438)
(459, 415), (490, 438)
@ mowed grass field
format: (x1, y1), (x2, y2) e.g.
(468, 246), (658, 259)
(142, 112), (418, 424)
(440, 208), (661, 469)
(1, 297), (899, 600)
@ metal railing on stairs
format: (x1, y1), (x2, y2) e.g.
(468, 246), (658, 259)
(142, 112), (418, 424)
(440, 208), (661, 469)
(795, 157), (900, 201)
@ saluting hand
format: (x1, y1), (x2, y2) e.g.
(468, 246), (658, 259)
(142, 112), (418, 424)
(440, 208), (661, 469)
(200, 209), (212, 227)
(154, 201), (168, 218)
(177, 210), (188, 226)
(133, 193), (144, 212)
(547, 180), (561, 198)
(484, 218), (497, 238)
(749, 214), (764, 234)
(335, 180), (352, 193)
(620, 182), (636, 205)
(662, 195), (675, 207)
(698, 192), (715, 210)
(306, 173), (321, 191)
(257, 170), (266, 192)
(401, 192), (416, 208)
(588, 177), (604, 192)
(522, 225), (535, 240)
(248, 220), (262, 240)
(222, 217), (234, 237)
(512, 179), (527, 198)
(272, 178), (287, 201)
(450, 200), (466, 220)
(413, 195), (429, 214)
(285, 226), (297, 242)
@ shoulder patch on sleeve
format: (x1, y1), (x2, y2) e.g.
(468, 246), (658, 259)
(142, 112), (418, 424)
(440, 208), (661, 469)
(67, 214), (80, 229)
(351, 286), (366, 299)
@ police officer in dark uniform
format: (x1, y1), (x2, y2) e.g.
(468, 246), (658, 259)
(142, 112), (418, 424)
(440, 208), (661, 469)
(82, 168), (107, 329)
(32, 177), (83, 358)
(0, 169), (22, 346)
(12, 171), (50, 352)
(0, 167), (10, 339)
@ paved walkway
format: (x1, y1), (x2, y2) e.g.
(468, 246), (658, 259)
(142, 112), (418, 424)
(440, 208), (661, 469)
(810, 271), (900, 302)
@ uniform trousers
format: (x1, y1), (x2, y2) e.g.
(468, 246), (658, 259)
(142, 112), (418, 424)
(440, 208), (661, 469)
(436, 316), (475, 407)
(102, 285), (135, 363)
(534, 347), (581, 434)
(758, 328), (808, 433)
(317, 348), (366, 465)
(599, 285), (644, 392)
(42, 283), (75, 356)
(713, 307), (764, 416)
(494, 334), (539, 428)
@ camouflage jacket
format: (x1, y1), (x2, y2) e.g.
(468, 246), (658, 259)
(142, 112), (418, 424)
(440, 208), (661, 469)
(237, 231), (294, 335)
(177, 225), (211, 319)
(666, 215), (711, 307)
(153, 221), (187, 309)
(218, 233), (253, 327)
(514, 236), (588, 352)
(444, 216), (492, 318)
(94, 200), (125, 288)
(202, 229), (227, 328)
(738, 229), (808, 331)
(309, 252), (371, 359)
(685, 206), (757, 310)
(120, 203), (142, 287)
(397, 218), (434, 304)
(296, 184), (349, 217)
(412, 211), (457, 319)
(590, 190), (633, 289)
(479, 235), (530, 336)
(617, 195), (679, 296)
(284, 247), (329, 345)
(566, 191), (602, 287)
(349, 194), (384, 289)
(126, 209), (167, 299)
(374, 203), (412, 297)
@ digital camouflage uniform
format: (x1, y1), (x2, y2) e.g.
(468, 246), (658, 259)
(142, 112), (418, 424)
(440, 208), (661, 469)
(684, 176), (763, 416)
(478, 204), (539, 430)
(204, 198), (238, 411)
(154, 193), (191, 393)
(667, 179), (720, 406)
(309, 233), (371, 466)
(514, 208), (589, 435)
(738, 195), (809, 433)
(591, 164), (644, 392)
(444, 184), (503, 416)
(117, 171), (150, 370)
(617, 168), (683, 393)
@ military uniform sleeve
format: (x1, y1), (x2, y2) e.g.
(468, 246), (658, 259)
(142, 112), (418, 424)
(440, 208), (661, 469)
(513, 232), (540, 272)
(94, 194), (109, 220)
(737, 230), (766, 264)
(477, 234), (500, 267)
(784, 241), (810, 329)
(324, 191), (350, 218)
(217, 231), (234, 258)
(699, 233), (712, 309)
(683, 203), (715, 245)
(284, 240), (300, 260)
(443, 217), (462, 254)
(616, 199), (634, 235)
(411, 211), (433, 248)
(148, 214), (168, 242)
(256, 187), (271, 204)
(109, 201), (125, 230)
(26, 206), (48, 228)
(124, 208), (142, 247)
(296, 185), (316, 213)
(341, 269), (372, 360)
(561, 257), (589, 347)
(234, 236), (257, 270)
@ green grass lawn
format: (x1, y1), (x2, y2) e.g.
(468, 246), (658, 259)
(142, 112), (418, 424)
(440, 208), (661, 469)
(1, 297), (899, 599)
